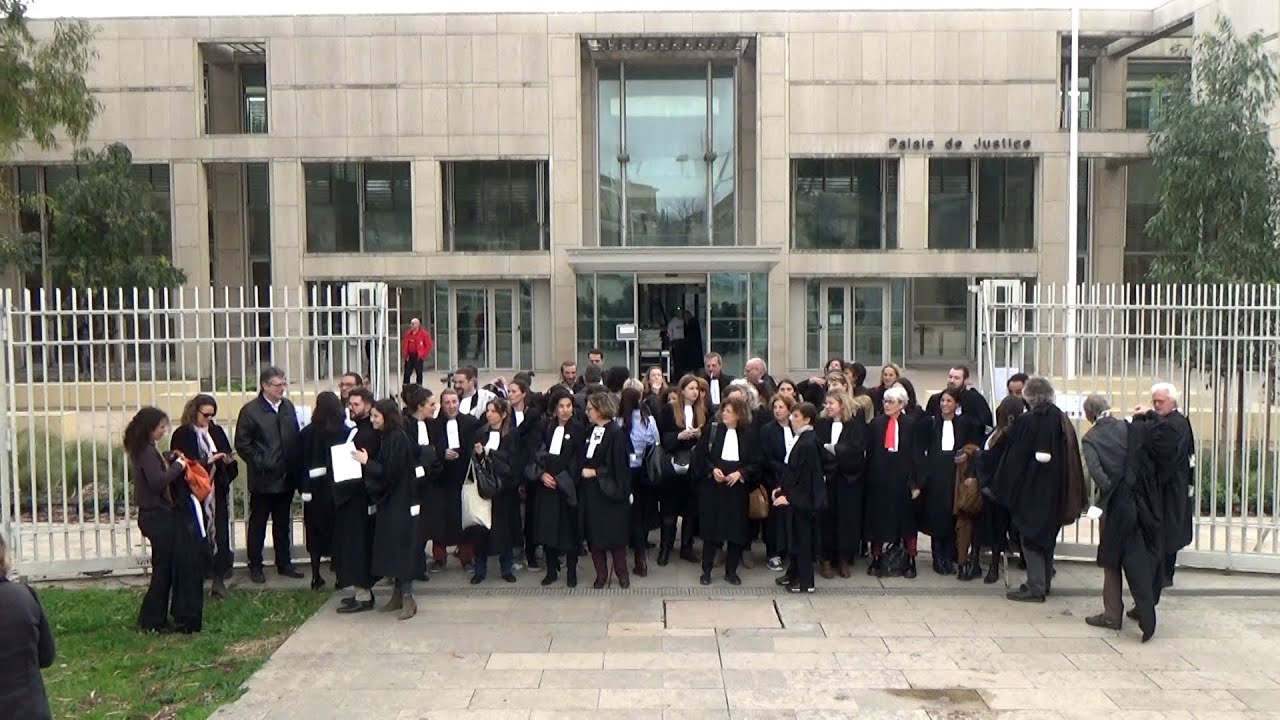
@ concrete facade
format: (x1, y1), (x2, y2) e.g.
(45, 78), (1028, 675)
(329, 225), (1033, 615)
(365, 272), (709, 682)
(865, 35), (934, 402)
(4, 1), (1279, 376)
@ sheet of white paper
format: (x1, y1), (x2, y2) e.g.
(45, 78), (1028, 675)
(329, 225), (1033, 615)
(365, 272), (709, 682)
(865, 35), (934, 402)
(447, 419), (460, 449)
(331, 442), (363, 482)
(550, 425), (565, 455)
(417, 421), (430, 446)
(415, 465), (425, 478)
(1086, 505), (1103, 520)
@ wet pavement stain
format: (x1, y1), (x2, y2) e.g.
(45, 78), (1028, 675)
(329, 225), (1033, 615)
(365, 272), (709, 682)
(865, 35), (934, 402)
(882, 687), (987, 708)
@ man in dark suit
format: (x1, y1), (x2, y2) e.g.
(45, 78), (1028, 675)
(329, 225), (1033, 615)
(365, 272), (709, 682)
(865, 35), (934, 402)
(234, 366), (303, 583)
(925, 365), (994, 433)
(700, 352), (735, 414)
(1131, 382), (1195, 603)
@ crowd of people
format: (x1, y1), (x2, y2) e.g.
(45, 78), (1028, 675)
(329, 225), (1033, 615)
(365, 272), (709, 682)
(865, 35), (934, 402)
(116, 348), (1196, 645)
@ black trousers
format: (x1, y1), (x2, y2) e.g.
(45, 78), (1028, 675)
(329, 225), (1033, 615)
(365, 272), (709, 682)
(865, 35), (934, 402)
(138, 507), (205, 633)
(788, 511), (818, 591)
(702, 542), (742, 576)
(403, 355), (424, 386)
(212, 481), (233, 575)
(629, 472), (658, 551)
(247, 491), (294, 569)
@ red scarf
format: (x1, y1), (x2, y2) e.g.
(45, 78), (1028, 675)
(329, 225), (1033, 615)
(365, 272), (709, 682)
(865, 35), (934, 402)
(885, 415), (899, 452)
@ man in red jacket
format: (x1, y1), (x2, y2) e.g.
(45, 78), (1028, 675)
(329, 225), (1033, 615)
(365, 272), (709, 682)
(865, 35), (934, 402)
(402, 318), (433, 387)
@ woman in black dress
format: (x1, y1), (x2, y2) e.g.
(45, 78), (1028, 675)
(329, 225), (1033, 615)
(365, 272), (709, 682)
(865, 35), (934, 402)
(531, 388), (584, 587)
(761, 393), (796, 572)
(425, 389), (482, 572)
(401, 385), (441, 580)
(656, 374), (708, 565)
(355, 399), (419, 620)
(470, 398), (520, 584)
(864, 385), (926, 578)
(297, 391), (347, 590)
(580, 391), (633, 588)
(920, 387), (984, 576)
(695, 395), (758, 586)
(816, 388), (867, 579)
(169, 393), (239, 598)
(506, 379), (541, 569)
(773, 401), (824, 594)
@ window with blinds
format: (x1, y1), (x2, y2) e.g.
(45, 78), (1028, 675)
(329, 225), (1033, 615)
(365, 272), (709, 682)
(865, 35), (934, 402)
(304, 162), (410, 253)
(791, 158), (898, 250)
(928, 158), (1036, 250)
(444, 161), (549, 252)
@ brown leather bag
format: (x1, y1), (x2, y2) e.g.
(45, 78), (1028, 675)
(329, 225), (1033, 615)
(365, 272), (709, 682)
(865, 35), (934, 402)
(748, 486), (770, 520)
(952, 444), (983, 516)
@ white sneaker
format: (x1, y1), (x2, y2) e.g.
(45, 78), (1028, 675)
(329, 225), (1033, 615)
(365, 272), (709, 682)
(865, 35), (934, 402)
(767, 557), (784, 572)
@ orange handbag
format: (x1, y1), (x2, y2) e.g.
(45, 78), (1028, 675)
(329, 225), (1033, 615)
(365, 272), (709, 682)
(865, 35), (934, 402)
(174, 451), (214, 503)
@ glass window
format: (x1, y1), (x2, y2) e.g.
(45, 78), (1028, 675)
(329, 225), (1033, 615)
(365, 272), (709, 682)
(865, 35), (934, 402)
(749, 273), (769, 363)
(910, 277), (970, 363)
(792, 158), (898, 250)
(804, 279), (821, 370)
(363, 162), (412, 252)
(710, 273), (748, 374)
(1126, 59), (1190, 130)
(1076, 158), (1091, 284)
(598, 62), (737, 247)
(519, 281), (534, 371)
(246, 162), (271, 259)
(241, 63), (268, 134)
(975, 158), (1035, 250)
(928, 159), (972, 249)
(1061, 55), (1094, 129)
(1124, 159), (1161, 284)
(576, 273), (597, 363)
(433, 281), (451, 371)
(305, 162), (411, 253)
(131, 164), (173, 259)
(446, 161), (548, 252)
(595, 273), (635, 363)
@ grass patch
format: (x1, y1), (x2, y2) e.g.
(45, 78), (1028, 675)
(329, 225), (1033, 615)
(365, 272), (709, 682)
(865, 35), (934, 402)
(39, 587), (328, 719)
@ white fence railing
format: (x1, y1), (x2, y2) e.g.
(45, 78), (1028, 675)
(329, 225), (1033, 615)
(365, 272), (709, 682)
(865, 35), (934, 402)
(0, 283), (395, 579)
(977, 281), (1280, 574)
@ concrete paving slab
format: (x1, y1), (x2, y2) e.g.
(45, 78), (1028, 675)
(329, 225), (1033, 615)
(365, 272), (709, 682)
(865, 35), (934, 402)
(663, 599), (781, 629)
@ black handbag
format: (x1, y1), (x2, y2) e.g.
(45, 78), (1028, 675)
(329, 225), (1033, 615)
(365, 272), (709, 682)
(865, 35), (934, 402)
(471, 457), (502, 500)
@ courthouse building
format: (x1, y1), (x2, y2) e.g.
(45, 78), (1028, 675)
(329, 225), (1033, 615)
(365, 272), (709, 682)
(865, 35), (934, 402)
(3, 0), (1278, 377)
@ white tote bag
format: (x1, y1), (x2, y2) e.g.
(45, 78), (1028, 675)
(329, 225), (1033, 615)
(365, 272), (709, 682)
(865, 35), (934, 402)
(460, 463), (492, 530)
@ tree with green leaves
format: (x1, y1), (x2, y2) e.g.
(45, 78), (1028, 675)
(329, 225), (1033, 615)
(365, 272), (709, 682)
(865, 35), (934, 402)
(1145, 16), (1280, 284)
(1, 0), (99, 272)
(46, 143), (186, 288)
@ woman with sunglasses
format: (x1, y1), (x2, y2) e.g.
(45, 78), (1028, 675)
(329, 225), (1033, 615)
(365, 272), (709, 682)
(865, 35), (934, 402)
(170, 394), (238, 599)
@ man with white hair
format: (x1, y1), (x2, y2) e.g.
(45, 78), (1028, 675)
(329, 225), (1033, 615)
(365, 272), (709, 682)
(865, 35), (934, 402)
(1131, 382), (1195, 605)
(744, 357), (777, 398)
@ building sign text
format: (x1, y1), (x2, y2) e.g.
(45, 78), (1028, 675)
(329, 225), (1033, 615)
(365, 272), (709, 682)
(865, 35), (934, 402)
(887, 137), (1032, 152)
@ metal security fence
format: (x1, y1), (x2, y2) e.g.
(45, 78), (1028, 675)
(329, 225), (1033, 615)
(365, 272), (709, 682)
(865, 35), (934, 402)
(977, 281), (1280, 573)
(0, 283), (394, 579)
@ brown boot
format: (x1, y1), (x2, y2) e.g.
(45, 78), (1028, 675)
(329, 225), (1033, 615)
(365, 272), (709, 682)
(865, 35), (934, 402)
(820, 561), (835, 579)
(838, 560), (851, 578)
(378, 592), (403, 613)
(633, 549), (648, 577)
(398, 594), (417, 621)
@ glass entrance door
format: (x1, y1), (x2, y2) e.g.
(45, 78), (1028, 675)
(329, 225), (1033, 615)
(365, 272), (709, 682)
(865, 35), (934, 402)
(820, 283), (890, 368)
(451, 284), (520, 371)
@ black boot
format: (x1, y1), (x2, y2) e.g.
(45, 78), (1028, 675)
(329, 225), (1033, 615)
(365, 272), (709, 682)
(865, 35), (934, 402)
(679, 518), (698, 562)
(984, 553), (1001, 584)
(657, 519), (675, 566)
(566, 557), (579, 588)
(904, 557), (917, 579)
(867, 557), (883, 577)
(541, 554), (560, 587)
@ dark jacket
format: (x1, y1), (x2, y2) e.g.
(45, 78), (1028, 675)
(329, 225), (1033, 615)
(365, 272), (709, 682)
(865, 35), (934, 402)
(926, 387), (995, 432)
(0, 578), (56, 720)
(1134, 409), (1195, 552)
(366, 426), (419, 581)
(991, 403), (1087, 549)
(132, 445), (187, 512)
(170, 424), (239, 491)
(700, 372), (736, 412)
(1082, 415), (1128, 511)
(234, 395), (301, 495)
(694, 422), (760, 546)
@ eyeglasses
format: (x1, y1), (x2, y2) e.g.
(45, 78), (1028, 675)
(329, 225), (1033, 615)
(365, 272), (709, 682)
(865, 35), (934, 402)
(200, 412), (216, 419)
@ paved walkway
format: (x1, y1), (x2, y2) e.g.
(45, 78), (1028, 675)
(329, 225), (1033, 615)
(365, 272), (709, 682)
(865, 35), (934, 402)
(209, 556), (1280, 720)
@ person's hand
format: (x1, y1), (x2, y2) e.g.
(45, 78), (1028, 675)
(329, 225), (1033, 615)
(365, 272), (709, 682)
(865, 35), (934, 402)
(1132, 404), (1149, 416)
(210, 452), (226, 464)
(582, 468), (597, 479)
(726, 471), (741, 486)
(445, 448), (459, 460)
(542, 473), (558, 490)
(773, 495), (790, 507)
(713, 468), (726, 483)
(771, 487), (781, 500)
(473, 442), (485, 456)
(954, 453), (966, 466)
(963, 477), (976, 487)
(679, 429), (695, 440)
(174, 455), (188, 469)
(301, 492), (313, 502)
(910, 488), (921, 500)
(221, 453), (236, 465)
(810, 376), (825, 385)
(353, 448), (369, 465)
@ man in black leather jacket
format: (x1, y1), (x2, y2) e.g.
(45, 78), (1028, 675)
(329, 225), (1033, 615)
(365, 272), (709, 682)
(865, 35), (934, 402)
(235, 366), (303, 583)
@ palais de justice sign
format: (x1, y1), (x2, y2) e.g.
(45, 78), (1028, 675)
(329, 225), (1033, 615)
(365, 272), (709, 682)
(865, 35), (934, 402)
(887, 137), (1032, 152)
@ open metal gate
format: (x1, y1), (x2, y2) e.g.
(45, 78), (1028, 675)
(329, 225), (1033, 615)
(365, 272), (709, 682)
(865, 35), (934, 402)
(0, 283), (392, 579)
(977, 280), (1280, 574)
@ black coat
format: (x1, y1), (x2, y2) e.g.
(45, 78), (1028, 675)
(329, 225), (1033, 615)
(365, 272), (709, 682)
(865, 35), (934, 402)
(700, 372), (736, 412)
(423, 413), (482, 545)
(864, 412), (925, 544)
(779, 427), (824, 550)
(473, 425), (521, 552)
(169, 424), (239, 491)
(366, 427), (418, 581)
(296, 421), (348, 555)
(233, 395), (301, 495)
(1134, 410), (1195, 553)
(991, 403), (1085, 549)
(759, 420), (790, 492)
(332, 417), (379, 588)
(919, 415), (984, 538)
(580, 422), (632, 550)
(657, 402), (706, 514)
(925, 388), (995, 432)
(405, 415), (443, 576)
(0, 579), (55, 720)
(1099, 419), (1163, 570)
(694, 423), (759, 546)
(817, 416), (867, 553)
(530, 418), (584, 552)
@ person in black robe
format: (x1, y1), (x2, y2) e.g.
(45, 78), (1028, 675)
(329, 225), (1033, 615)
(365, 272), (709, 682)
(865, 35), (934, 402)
(694, 395), (759, 586)
(1082, 394), (1159, 642)
(816, 388), (867, 579)
(920, 388), (985, 576)
(864, 386), (926, 578)
(401, 386), (442, 581)
(425, 389), (482, 572)
(506, 379), (542, 569)
(760, 393), (796, 571)
(531, 388), (584, 587)
(335, 388), (379, 613)
(976, 395), (1027, 583)
(774, 401), (824, 593)
(1130, 382), (1195, 605)
(656, 374), (709, 565)
(296, 392), (347, 591)
(169, 394), (239, 599)
(470, 398), (521, 584)
(924, 365), (995, 433)
(991, 377), (1087, 602)
(581, 391), (633, 588)
(356, 399), (419, 620)
(620, 386), (660, 577)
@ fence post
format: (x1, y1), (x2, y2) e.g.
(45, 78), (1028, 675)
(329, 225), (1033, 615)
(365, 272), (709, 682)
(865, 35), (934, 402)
(0, 289), (13, 559)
